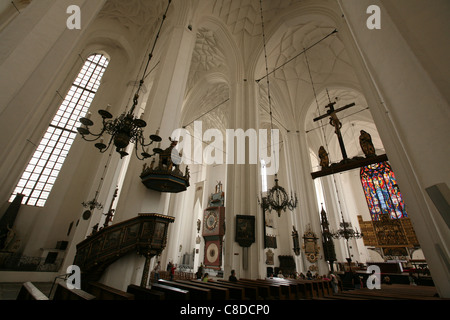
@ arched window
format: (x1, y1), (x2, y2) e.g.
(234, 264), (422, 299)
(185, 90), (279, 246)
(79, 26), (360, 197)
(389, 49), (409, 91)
(360, 161), (407, 221)
(10, 54), (110, 207)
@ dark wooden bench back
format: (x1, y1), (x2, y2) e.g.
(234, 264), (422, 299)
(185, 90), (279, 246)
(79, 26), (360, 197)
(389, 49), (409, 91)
(127, 284), (165, 300)
(197, 280), (246, 300)
(87, 282), (134, 300)
(53, 281), (96, 300)
(16, 282), (49, 300)
(158, 279), (211, 300)
(151, 283), (190, 300)
(216, 279), (262, 300)
(177, 280), (229, 300)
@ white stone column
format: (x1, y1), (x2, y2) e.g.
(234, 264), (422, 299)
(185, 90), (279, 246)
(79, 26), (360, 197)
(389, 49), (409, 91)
(337, 0), (450, 297)
(223, 76), (261, 279)
(101, 22), (196, 290)
(294, 131), (330, 276)
(113, 24), (196, 222)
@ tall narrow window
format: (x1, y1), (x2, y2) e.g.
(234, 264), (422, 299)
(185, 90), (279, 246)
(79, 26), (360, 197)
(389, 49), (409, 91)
(10, 54), (110, 207)
(261, 159), (268, 192)
(360, 161), (407, 221)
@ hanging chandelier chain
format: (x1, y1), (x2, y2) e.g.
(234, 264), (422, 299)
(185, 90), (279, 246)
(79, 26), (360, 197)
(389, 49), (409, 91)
(259, 0), (273, 129)
(77, 1), (173, 160)
(132, 0), (172, 115)
(82, 148), (114, 211)
(305, 50), (330, 152)
(259, 0), (279, 178)
(303, 24), (361, 242)
(257, 0), (297, 217)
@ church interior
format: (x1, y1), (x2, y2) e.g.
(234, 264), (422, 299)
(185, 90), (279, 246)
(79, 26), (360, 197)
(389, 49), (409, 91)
(0, 0), (449, 303)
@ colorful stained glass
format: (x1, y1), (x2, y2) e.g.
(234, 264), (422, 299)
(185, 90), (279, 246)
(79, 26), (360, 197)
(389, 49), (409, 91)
(360, 161), (407, 221)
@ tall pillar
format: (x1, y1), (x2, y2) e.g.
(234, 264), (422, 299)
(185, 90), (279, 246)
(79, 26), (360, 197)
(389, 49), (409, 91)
(337, 0), (450, 297)
(100, 19), (196, 289)
(113, 23), (196, 222)
(294, 131), (330, 275)
(223, 76), (261, 279)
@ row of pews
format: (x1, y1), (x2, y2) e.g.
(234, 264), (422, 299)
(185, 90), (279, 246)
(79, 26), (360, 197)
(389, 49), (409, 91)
(16, 281), (133, 301)
(16, 277), (445, 301)
(320, 283), (444, 300)
(143, 277), (342, 300)
(15, 277), (337, 301)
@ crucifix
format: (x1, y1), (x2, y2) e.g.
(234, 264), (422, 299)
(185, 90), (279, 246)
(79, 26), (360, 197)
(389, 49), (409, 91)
(313, 101), (356, 162)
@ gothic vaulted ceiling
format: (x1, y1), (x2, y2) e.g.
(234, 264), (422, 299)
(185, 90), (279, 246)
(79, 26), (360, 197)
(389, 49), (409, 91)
(97, 0), (384, 163)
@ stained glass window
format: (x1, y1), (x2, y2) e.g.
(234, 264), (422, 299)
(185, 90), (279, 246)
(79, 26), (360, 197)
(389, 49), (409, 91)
(10, 54), (109, 207)
(360, 161), (407, 221)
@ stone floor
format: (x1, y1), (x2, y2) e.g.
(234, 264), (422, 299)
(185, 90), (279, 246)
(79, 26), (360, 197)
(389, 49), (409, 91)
(0, 282), (54, 300)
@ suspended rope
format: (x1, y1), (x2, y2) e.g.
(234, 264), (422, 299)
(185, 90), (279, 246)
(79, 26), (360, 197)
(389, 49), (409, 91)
(256, 29), (338, 83)
(259, 0), (278, 176)
(182, 98), (230, 128)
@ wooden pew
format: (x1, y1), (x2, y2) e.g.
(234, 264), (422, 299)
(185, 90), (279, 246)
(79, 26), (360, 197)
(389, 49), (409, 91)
(268, 278), (309, 299)
(151, 283), (190, 300)
(217, 279), (264, 300)
(16, 282), (49, 300)
(321, 280), (333, 296)
(87, 282), (134, 300)
(297, 280), (318, 299)
(239, 279), (285, 300)
(53, 281), (96, 300)
(127, 284), (165, 300)
(333, 284), (443, 300)
(177, 280), (229, 300)
(312, 280), (325, 298)
(158, 279), (211, 300)
(193, 280), (245, 300)
(290, 280), (311, 299)
(262, 278), (296, 299)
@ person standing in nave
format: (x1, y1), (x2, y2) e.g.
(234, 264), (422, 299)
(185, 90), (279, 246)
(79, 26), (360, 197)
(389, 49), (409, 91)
(153, 261), (161, 283)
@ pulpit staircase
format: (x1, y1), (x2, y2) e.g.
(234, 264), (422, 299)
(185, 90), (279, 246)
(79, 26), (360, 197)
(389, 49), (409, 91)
(73, 213), (174, 288)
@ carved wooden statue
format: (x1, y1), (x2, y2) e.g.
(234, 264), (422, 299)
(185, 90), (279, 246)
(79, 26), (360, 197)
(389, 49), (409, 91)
(318, 146), (330, 169)
(359, 130), (376, 157)
(158, 138), (179, 171)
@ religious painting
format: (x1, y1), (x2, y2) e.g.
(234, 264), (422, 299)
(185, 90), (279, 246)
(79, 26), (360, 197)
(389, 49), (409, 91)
(302, 228), (320, 263)
(151, 222), (166, 246)
(265, 235), (277, 249)
(235, 215), (255, 247)
(103, 230), (121, 250)
(123, 223), (140, 244)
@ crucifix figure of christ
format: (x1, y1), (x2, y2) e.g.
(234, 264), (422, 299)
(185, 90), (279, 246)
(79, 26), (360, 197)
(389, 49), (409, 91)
(313, 101), (356, 162)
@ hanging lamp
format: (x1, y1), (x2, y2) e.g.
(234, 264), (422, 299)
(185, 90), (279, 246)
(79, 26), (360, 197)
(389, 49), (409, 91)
(76, 1), (173, 160)
(257, 0), (297, 217)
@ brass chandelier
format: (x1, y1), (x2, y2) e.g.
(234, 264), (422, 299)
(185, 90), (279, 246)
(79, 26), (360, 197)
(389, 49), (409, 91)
(77, 1), (172, 160)
(258, 0), (298, 217)
(261, 178), (298, 217)
(331, 217), (363, 241)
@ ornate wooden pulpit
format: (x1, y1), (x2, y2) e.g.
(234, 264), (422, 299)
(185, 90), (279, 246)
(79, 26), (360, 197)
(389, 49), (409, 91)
(74, 213), (174, 288)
